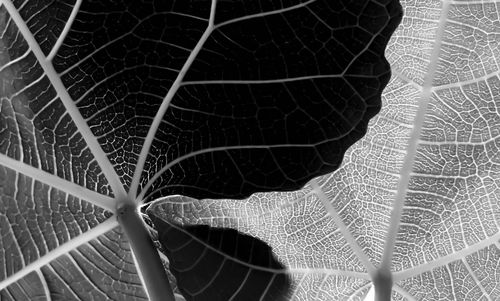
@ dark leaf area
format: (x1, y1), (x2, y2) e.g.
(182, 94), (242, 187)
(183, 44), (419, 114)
(48, 0), (213, 189)
(150, 212), (292, 301)
(142, 0), (403, 200)
(213, 0), (310, 24)
(11, 0), (75, 55)
(15, 0), (401, 198)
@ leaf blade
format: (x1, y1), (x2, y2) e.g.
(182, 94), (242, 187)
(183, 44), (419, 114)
(1, 0), (126, 198)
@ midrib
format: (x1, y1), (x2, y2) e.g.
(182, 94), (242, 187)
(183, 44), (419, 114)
(0, 153), (115, 211)
(380, 0), (452, 270)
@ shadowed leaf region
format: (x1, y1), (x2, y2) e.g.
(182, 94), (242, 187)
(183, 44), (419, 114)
(150, 211), (292, 301)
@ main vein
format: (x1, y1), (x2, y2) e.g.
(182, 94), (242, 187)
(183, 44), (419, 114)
(380, 0), (452, 269)
(128, 0), (218, 199)
(0, 153), (115, 211)
(2, 0), (127, 201)
(393, 231), (500, 282)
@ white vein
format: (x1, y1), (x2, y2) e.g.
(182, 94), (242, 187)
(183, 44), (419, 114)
(446, 264), (458, 299)
(432, 70), (500, 91)
(463, 259), (492, 301)
(46, 0), (82, 61)
(393, 231), (500, 281)
(67, 251), (110, 298)
(0, 217), (118, 291)
(214, 0), (316, 29)
(0, 153), (115, 211)
(310, 179), (376, 276)
(380, 0), (452, 269)
(128, 0), (218, 199)
(352, 283), (371, 300)
(44, 264), (81, 299)
(181, 74), (343, 85)
(0, 47), (30, 72)
(2, 0), (127, 200)
(315, 274), (329, 300)
(391, 69), (423, 91)
(35, 269), (52, 301)
(289, 268), (371, 280)
(30, 175), (50, 256)
(4, 206), (25, 265)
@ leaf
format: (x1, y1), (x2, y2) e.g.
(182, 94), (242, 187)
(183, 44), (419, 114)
(6, 0), (495, 300)
(1, 0), (401, 299)
(133, 0), (402, 201)
(149, 203), (292, 301)
(149, 0), (500, 300)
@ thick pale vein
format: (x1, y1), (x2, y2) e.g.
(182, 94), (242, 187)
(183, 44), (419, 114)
(1, 0), (127, 200)
(45, 264), (82, 299)
(393, 231), (500, 281)
(67, 252), (110, 298)
(310, 180), (376, 276)
(380, 0), (452, 270)
(432, 71), (500, 91)
(129, 0), (218, 199)
(214, 0), (316, 29)
(181, 74), (343, 85)
(289, 268), (371, 280)
(0, 47), (31, 72)
(0, 217), (118, 291)
(0, 153), (115, 211)
(35, 269), (51, 301)
(462, 259), (492, 300)
(46, 0), (82, 62)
